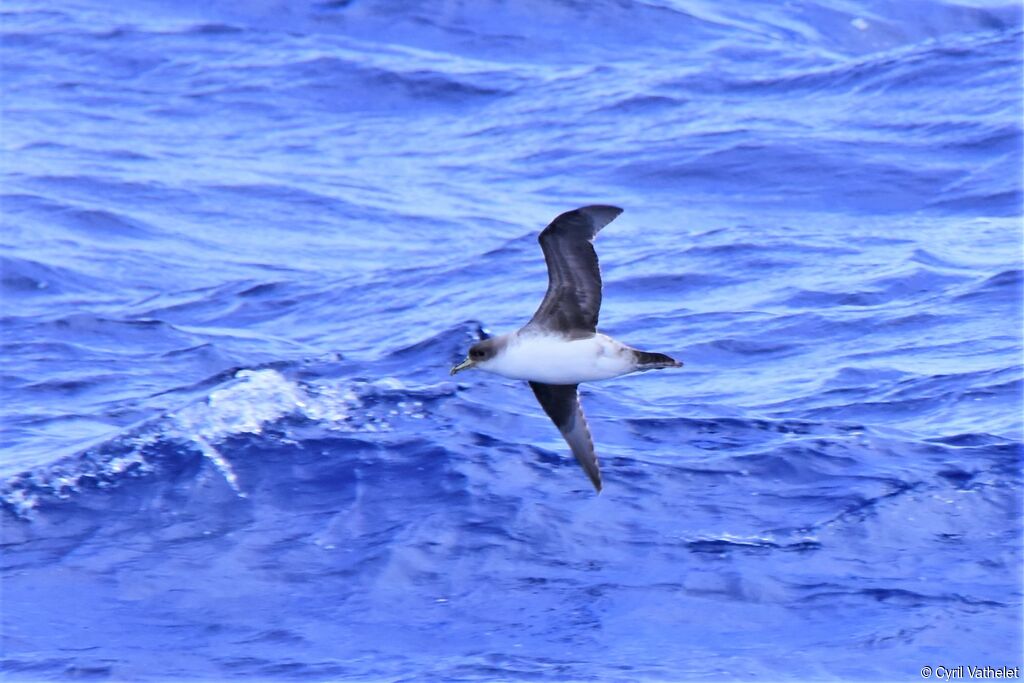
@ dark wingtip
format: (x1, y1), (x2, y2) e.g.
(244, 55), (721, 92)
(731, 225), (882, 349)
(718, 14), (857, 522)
(578, 205), (623, 230)
(545, 205), (623, 235)
(576, 452), (603, 493)
(579, 204), (623, 214)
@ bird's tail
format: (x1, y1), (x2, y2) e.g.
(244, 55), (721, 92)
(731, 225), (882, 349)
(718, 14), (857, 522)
(632, 349), (683, 371)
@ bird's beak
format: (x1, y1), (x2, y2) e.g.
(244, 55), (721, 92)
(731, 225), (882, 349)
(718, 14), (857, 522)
(450, 358), (476, 376)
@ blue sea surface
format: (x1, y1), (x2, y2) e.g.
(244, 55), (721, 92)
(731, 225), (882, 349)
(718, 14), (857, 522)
(2, 0), (1022, 680)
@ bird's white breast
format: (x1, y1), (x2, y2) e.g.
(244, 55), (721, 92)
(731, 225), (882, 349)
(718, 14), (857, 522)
(483, 332), (636, 384)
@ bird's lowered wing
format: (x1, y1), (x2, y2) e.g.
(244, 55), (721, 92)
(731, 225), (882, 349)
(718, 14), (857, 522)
(527, 205), (623, 338)
(529, 381), (602, 492)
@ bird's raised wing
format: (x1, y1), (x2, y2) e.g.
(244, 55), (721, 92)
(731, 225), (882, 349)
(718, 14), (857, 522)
(527, 205), (622, 338)
(529, 381), (601, 492)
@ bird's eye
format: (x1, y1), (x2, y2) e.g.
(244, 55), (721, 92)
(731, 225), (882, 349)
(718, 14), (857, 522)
(470, 349), (484, 359)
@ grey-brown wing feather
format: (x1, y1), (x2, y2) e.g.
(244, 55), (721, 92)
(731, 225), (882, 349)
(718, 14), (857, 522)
(527, 205), (623, 338)
(529, 381), (602, 492)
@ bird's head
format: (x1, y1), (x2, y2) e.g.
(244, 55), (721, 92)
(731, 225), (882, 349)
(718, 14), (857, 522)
(451, 338), (502, 375)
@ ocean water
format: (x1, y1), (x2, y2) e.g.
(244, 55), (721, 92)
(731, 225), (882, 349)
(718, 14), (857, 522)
(1, 0), (1022, 679)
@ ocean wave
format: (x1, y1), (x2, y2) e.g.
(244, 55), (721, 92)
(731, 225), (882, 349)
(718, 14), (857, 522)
(0, 367), (443, 518)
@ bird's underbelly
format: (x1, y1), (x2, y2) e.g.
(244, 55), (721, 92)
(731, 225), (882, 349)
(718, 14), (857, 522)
(486, 333), (635, 384)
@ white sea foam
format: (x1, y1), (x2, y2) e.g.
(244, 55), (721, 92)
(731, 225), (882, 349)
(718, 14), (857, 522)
(1, 368), (434, 514)
(173, 369), (313, 443)
(170, 369), (347, 494)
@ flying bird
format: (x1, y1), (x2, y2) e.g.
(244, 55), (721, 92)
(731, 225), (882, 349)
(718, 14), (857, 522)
(451, 205), (682, 491)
